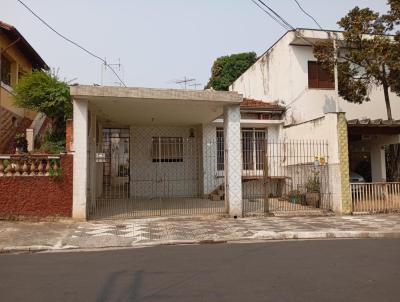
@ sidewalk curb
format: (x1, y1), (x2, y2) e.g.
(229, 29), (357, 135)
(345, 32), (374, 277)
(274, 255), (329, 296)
(0, 245), (78, 254)
(138, 231), (400, 247)
(1, 231), (400, 254)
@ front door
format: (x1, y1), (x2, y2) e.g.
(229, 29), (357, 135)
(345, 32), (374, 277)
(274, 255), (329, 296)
(102, 128), (130, 198)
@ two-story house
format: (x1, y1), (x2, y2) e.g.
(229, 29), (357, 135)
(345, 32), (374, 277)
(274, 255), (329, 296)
(231, 28), (400, 182)
(0, 20), (48, 153)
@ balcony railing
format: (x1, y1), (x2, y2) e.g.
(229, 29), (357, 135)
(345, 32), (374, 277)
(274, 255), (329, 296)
(351, 182), (400, 213)
(0, 155), (61, 177)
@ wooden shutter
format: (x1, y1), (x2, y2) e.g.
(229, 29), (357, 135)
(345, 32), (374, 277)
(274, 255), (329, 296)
(318, 64), (335, 89)
(308, 61), (318, 88)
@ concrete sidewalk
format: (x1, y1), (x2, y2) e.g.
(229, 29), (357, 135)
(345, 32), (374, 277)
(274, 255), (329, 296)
(1, 215), (400, 253)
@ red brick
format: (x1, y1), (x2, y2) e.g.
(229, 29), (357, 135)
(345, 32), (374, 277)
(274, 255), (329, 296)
(65, 119), (73, 152)
(0, 154), (73, 218)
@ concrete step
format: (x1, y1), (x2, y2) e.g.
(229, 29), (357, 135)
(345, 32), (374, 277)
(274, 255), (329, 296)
(210, 194), (224, 201)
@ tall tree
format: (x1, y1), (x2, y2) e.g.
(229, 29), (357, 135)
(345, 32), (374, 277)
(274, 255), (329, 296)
(313, 4), (400, 120)
(206, 52), (257, 91)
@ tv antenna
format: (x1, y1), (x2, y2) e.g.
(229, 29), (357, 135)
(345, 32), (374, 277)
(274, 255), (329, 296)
(173, 76), (196, 89)
(101, 58), (124, 86)
(189, 82), (202, 90)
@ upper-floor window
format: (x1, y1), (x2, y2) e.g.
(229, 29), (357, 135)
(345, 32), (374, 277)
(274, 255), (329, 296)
(308, 61), (335, 89)
(1, 55), (12, 86)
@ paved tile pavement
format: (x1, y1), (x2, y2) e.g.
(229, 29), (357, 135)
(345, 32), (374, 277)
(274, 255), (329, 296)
(2, 215), (400, 252)
(67, 215), (400, 248)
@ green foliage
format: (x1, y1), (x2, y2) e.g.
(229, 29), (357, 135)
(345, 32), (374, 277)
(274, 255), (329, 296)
(13, 70), (71, 153)
(313, 4), (400, 120)
(14, 132), (28, 152)
(206, 52), (257, 91)
(39, 140), (65, 155)
(306, 171), (321, 193)
(49, 160), (63, 181)
(38, 132), (65, 154)
(13, 70), (72, 121)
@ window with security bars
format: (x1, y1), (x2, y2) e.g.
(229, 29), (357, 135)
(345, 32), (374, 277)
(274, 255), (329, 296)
(216, 128), (224, 171)
(242, 128), (266, 171)
(216, 128), (266, 171)
(308, 61), (335, 89)
(152, 137), (184, 162)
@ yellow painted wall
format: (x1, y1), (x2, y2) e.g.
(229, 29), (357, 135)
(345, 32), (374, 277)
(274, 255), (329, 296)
(0, 33), (37, 120)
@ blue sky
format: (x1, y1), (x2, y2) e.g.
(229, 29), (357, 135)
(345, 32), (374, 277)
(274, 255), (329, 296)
(0, 0), (391, 88)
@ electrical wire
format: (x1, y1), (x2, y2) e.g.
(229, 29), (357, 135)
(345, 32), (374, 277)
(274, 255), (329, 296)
(257, 0), (295, 30)
(16, 0), (127, 87)
(251, 0), (316, 46)
(293, 0), (322, 30)
(250, 0), (291, 31)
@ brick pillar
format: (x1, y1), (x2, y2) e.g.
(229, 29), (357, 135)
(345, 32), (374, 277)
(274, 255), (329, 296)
(66, 119), (73, 152)
(337, 112), (352, 214)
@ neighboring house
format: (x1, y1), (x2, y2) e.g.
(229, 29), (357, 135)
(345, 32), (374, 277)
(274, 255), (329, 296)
(231, 28), (400, 185)
(0, 20), (48, 153)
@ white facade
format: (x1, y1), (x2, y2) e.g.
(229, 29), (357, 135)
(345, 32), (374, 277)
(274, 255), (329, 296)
(70, 85), (247, 219)
(130, 126), (201, 198)
(231, 29), (400, 124)
(231, 29), (400, 186)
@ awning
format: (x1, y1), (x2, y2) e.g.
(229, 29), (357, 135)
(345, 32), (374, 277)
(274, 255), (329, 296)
(348, 119), (400, 135)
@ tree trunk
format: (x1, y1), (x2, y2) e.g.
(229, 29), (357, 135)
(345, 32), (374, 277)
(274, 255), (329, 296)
(382, 65), (393, 121)
(386, 144), (400, 182)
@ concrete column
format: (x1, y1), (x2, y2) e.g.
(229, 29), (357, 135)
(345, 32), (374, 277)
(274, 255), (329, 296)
(370, 144), (386, 182)
(72, 99), (88, 220)
(223, 104), (242, 217)
(336, 112), (352, 214)
(26, 128), (34, 152)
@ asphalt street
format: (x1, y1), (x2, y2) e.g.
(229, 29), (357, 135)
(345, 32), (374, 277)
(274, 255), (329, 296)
(1, 239), (400, 302)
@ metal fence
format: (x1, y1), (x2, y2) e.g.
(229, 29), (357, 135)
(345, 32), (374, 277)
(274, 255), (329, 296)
(87, 129), (332, 219)
(351, 182), (400, 214)
(88, 129), (226, 219)
(243, 139), (332, 216)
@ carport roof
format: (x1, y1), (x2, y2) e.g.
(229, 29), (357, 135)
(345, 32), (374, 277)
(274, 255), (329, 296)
(70, 85), (243, 104)
(70, 85), (243, 127)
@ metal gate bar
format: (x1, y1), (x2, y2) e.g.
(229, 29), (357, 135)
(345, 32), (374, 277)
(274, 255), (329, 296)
(89, 129), (226, 219)
(243, 139), (332, 216)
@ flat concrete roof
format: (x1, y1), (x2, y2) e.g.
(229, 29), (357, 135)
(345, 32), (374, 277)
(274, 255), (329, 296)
(70, 85), (243, 127)
(70, 85), (243, 104)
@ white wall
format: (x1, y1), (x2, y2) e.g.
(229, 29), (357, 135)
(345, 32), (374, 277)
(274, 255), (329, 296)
(339, 88), (400, 121)
(129, 126), (200, 198)
(231, 32), (293, 104)
(231, 30), (400, 124)
(283, 113), (342, 212)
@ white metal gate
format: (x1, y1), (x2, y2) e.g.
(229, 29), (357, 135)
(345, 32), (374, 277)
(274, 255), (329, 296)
(88, 128), (226, 219)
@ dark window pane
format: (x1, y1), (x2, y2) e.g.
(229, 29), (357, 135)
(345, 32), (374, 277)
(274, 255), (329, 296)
(216, 128), (224, 171)
(1, 55), (11, 86)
